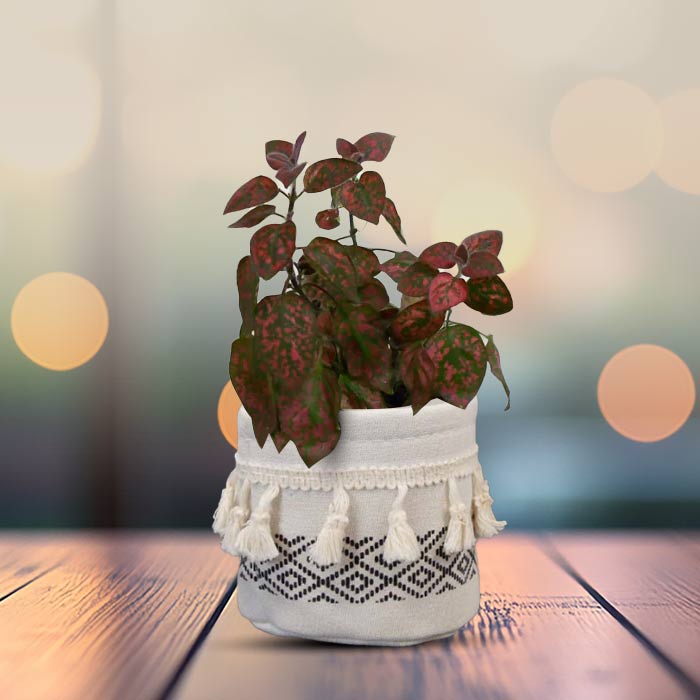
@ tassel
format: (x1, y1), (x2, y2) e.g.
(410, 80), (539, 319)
(472, 464), (507, 538)
(444, 477), (475, 554)
(221, 478), (251, 556)
(309, 485), (350, 566)
(212, 473), (238, 535)
(235, 483), (280, 562)
(383, 484), (420, 563)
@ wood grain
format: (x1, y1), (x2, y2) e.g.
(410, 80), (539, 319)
(0, 533), (236, 700)
(174, 534), (687, 700)
(550, 531), (700, 696)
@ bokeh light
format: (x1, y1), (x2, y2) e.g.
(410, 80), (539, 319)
(431, 179), (536, 274)
(0, 49), (101, 174)
(551, 79), (663, 192)
(217, 381), (241, 449)
(598, 345), (695, 442)
(655, 89), (700, 195)
(11, 272), (109, 371)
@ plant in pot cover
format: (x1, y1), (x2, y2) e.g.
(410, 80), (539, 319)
(213, 131), (512, 646)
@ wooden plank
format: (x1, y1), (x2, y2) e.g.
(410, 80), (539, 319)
(550, 532), (700, 696)
(0, 533), (236, 700)
(174, 534), (686, 700)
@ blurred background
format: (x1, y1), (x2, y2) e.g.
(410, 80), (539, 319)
(2, 0), (699, 530)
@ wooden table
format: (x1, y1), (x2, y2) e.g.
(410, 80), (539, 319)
(1, 532), (698, 700)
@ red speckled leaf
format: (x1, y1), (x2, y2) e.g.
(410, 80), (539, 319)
(255, 293), (318, 391)
(303, 237), (360, 301)
(237, 255), (259, 336)
(420, 241), (458, 268)
(359, 279), (390, 310)
(428, 272), (468, 313)
(461, 251), (505, 279)
(338, 171), (386, 224)
(228, 204), (276, 229)
(379, 251), (417, 282)
(354, 132), (395, 162)
(339, 374), (386, 409)
(425, 325), (487, 409)
(292, 131), (306, 161)
(270, 429), (290, 453)
(335, 304), (393, 392)
(315, 208), (340, 230)
(229, 337), (276, 447)
(278, 362), (341, 467)
(486, 335), (511, 410)
(265, 140), (293, 170)
(382, 197), (406, 244)
(250, 221), (296, 280)
(303, 158), (362, 193)
(464, 276), (513, 316)
(397, 261), (439, 296)
(400, 345), (437, 413)
(336, 138), (360, 160)
(276, 161), (306, 188)
(224, 175), (278, 213)
(458, 230), (503, 258)
(390, 299), (445, 345)
(345, 245), (380, 283)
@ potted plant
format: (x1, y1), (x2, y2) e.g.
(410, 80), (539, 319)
(213, 131), (512, 646)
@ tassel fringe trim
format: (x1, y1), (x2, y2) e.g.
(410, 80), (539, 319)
(235, 483), (280, 562)
(443, 477), (475, 553)
(309, 485), (350, 566)
(472, 466), (507, 538)
(383, 484), (420, 563)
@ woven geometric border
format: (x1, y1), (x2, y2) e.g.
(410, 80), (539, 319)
(239, 527), (477, 604)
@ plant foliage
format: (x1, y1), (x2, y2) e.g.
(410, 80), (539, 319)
(224, 131), (513, 466)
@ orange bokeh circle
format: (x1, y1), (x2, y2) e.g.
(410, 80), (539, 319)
(217, 381), (241, 448)
(598, 344), (695, 442)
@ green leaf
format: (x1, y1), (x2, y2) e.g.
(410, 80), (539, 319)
(265, 140), (293, 169)
(236, 256), (258, 336)
(486, 335), (511, 410)
(464, 276), (513, 316)
(338, 171), (386, 224)
(457, 230), (503, 261)
(344, 245), (380, 284)
(303, 158), (362, 193)
(224, 175), (278, 213)
(425, 325), (487, 409)
(390, 299), (445, 345)
(379, 250), (417, 282)
(250, 221), (296, 280)
(339, 374), (386, 409)
(303, 237), (360, 301)
(397, 261), (439, 296)
(399, 345), (436, 413)
(336, 137), (360, 160)
(228, 204), (276, 229)
(359, 279), (390, 310)
(354, 132), (395, 162)
(428, 272), (468, 313)
(420, 241), (457, 268)
(382, 197), (405, 244)
(462, 251), (505, 279)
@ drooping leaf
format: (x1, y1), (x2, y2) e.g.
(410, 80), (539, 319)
(255, 293), (318, 390)
(339, 374), (386, 409)
(303, 237), (360, 301)
(224, 175), (278, 213)
(390, 299), (445, 345)
(270, 429), (290, 452)
(338, 171), (386, 224)
(292, 131), (306, 161)
(461, 251), (505, 279)
(237, 256), (259, 336)
(335, 304), (393, 392)
(399, 345), (436, 413)
(250, 221), (296, 280)
(486, 335), (511, 410)
(379, 250), (417, 282)
(464, 276), (513, 316)
(276, 161), (306, 188)
(336, 138), (360, 160)
(315, 208), (340, 230)
(303, 158), (362, 193)
(425, 324), (487, 408)
(382, 197), (405, 244)
(457, 230), (503, 259)
(265, 140), (293, 169)
(228, 204), (276, 229)
(278, 361), (341, 467)
(354, 132), (395, 162)
(397, 261), (439, 296)
(229, 337), (276, 447)
(428, 272), (468, 312)
(420, 241), (458, 268)
(344, 245), (380, 283)
(359, 279), (390, 310)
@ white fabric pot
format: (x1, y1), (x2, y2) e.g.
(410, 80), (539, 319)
(213, 398), (505, 646)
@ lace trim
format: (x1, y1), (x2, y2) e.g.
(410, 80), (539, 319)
(234, 451), (480, 492)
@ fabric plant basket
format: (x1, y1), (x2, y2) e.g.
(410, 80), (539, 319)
(213, 397), (505, 646)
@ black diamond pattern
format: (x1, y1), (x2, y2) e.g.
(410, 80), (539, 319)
(239, 526), (477, 604)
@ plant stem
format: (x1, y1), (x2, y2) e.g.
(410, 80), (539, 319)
(445, 309), (452, 327)
(285, 184), (300, 291)
(348, 212), (358, 246)
(370, 247), (398, 254)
